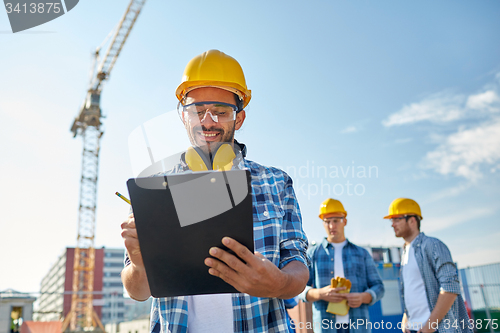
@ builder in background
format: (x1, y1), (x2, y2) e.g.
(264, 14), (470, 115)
(299, 198), (384, 333)
(384, 198), (471, 333)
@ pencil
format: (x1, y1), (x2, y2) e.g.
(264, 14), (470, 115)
(115, 192), (131, 205)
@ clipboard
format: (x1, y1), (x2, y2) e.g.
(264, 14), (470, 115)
(126, 169), (254, 297)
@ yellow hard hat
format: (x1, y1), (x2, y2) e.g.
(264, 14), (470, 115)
(176, 49), (252, 108)
(383, 198), (423, 219)
(319, 198), (347, 219)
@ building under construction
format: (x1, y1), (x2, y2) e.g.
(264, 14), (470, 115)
(35, 248), (125, 327)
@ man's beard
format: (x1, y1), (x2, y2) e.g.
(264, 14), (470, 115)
(190, 124), (236, 156)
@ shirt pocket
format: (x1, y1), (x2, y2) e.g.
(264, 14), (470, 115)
(252, 202), (285, 265)
(346, 253), (365, 292)
(252, 201), (285, 221)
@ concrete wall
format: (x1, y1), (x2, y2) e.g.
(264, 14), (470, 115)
(0, 294), (35, 333)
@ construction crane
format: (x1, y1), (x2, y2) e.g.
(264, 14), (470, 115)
(62, 1), (146, 332)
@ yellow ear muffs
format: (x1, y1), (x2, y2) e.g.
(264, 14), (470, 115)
(212, 144), (235, 171)
(185, 146), (210, 171)
(185, 144), (236, 172)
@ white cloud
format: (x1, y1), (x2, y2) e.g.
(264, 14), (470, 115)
(383, 78), (500, 127)
(465, 90), (500, 112)
(383, 92), (466, 127)
(424, 183), (472, 203)
(382, 75), (500, 181)
(424, 207), (495, 233)
(341, 126), (357, 133)
(422, 119), (500, 181)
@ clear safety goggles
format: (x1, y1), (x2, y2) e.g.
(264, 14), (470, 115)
(390, 215), (416, 223)
(323, 217), (345, 224)
(178, 101), (239, 123)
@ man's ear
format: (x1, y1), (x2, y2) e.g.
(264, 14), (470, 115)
(408, 216), (417, 229)
(235, 110), (246, 130)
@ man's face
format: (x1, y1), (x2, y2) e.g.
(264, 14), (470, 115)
(181, 87), (246, 155)
(322, 212), (347, 243)
(391, 215), (411, 238)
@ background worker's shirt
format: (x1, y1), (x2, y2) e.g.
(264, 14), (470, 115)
(126, 151), (309, 333)
(401, 241), (431, 330)
(299, 238), (385, 333)
(331, 240), (349, 324)
(399, 232), (472, 333)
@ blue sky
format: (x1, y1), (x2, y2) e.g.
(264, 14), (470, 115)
(1, 0), (499, 293)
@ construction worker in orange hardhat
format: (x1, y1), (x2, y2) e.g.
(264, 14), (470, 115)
(384, 198), (471, 333)
(121, 49), (310, 332)
(299, 198), (384, 333)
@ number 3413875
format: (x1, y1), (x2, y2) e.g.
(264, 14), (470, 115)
(5, 3), (62, 14)
(442, 319), (498, 330)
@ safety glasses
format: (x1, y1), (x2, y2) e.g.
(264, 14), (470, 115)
(323, 217), (345, 224)
(178, 101), (239, 123)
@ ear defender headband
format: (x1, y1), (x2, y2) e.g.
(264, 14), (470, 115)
(185, 144), (236, 171)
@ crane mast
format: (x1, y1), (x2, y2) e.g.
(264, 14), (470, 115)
(63, 1), (146, 331)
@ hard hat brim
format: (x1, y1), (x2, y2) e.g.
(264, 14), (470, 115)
(383, 214), (423, 220)
(319, 212), (347, 219)
(176, 80), (251, 108)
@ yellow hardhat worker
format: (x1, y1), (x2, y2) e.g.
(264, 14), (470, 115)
(319, 198), (347, 219)
(383, 198), (423, 219)
(176, 49), (252, 109)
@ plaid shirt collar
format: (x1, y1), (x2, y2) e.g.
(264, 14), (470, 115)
(403, 232), (425, 252)
(321, 237), (352, 250)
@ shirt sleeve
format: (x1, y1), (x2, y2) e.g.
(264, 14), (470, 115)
(123, 207), (133, 267)
(430, 239), (461, 295)
(363, 249), (385, 306)
(298, 246), (316, 303)
(149, 297), (161, 332)
(124, 252), (131, 267)
(278, 171), (310, 270)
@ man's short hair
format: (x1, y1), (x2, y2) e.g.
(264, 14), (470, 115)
(234, 93), (244, 111)
(410, 215), (421, 231)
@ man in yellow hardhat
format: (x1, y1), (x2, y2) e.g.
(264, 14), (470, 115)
(298, 198), (384, 333)
(120, 50), (309, 332)
(384, 198), (471, 333)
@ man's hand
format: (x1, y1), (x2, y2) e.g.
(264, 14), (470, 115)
(401, 313), (408, 333)
(416, 291), (457, 333)
(204, 237), (308, 298)
(417, 320), (437, 333)
(120, 213), (151, 301)
(316, 285), (347, 303)
(121, 213), (144, 268)
(343, 292), (372, 308)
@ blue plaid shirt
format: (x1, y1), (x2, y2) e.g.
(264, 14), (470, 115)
(126, 147), (309, 333)
(401, 233), (471, 333)
(298, 238), (384, 333)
